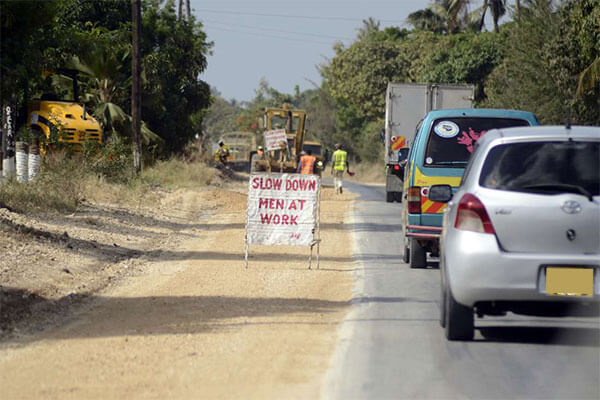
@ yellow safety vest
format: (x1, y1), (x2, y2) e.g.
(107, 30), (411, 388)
(332, 150), (347, 171)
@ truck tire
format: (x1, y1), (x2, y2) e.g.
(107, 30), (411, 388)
(444, 287), (474, 341)
(386, 191), (394, 203)
(394, 192), (403, 203)
(409, 239), (426, 269)
(403, 243), (410, 264)
(250, 154), (259, 173)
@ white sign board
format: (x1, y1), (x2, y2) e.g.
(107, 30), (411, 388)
(246, 173), (320, 246)
(263, 129), (288, 151)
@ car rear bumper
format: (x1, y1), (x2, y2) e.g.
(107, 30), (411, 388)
(444, 231), (600, 308)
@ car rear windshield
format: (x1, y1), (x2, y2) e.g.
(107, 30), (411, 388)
(479, 141), (600, 197)
(424, 117), (530, 167)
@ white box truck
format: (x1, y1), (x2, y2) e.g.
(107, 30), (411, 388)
(384, 83), (474, 202)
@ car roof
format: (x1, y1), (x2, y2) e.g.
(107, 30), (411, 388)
(425, 108), (537, 120)
(478, 125), (600, 148)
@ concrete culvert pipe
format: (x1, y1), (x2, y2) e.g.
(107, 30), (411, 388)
(16, 141), (29, 182)
(28, 141), (40, 180)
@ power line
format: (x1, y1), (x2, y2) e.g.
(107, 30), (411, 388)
(201, 18), (354, 41)
(195, 8), (405, 23)
(204, 24), (337, 45)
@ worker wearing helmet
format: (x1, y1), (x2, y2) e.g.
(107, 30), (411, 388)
(297, 150), (317, 175)
(214, 139), (230, 167)
(331, 143), (349, 193)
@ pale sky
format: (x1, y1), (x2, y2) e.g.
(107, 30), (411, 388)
(193, 0), (513, 103)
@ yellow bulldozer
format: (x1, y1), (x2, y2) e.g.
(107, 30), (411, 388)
(27, 69), (102, 151)
(250, 105), (308, 173)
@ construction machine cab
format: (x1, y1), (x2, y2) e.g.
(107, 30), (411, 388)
(252, 105), (307, 173)
(28, 68), (102, 151)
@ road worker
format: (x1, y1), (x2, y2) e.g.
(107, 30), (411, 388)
(214, 139), (230, 167)
(297, 150), (317, 175)
(331, 143), (349, 193)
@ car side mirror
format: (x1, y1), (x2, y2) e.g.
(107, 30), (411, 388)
(429, 184), (453, 203)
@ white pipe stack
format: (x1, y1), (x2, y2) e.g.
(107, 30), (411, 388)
(15, 141), (29, 182)
(2, 156), (15, 178)
(28, 141), (40, 180)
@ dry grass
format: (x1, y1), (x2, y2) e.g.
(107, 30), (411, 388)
(140, 158), (214, 188)
(0, 156), (216, 215)
(0, 153), (84, 213)
(347, 162), (385, 184)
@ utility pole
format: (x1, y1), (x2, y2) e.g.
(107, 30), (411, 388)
(131, 0), (142, 174)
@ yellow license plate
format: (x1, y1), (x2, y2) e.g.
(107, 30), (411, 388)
(546, 267), (594, 297)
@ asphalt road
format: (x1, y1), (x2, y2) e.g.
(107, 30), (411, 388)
(323, 180), (600, 400)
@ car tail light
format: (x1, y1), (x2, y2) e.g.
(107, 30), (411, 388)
(454, 193), (495, 234)
(393, 164), (400, 171)
(408, 186), (421, 214)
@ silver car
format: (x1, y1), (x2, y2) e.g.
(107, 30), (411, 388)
(429, 126), (600, 341)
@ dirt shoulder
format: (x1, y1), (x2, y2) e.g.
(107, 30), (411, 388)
(0, 177), (356, 399)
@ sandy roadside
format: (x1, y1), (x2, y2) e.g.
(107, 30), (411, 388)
(0, 184), (356, 399)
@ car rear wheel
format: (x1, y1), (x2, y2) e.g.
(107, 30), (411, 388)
(386, 191), (394, 202)
(440, 285), (447, 328)
(444, 287), (474, 341)
(409, 239), (426, 269)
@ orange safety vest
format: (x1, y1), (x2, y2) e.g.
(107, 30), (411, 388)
(299, 155), (316, 174)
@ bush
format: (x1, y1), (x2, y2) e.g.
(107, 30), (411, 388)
(83, 135), (133, 183)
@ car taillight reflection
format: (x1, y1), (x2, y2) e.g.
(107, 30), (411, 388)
(454, 193), (495, 234)
(408, 186), (421, 214)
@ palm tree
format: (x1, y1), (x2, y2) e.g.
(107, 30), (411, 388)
(357, 17), (381, 39)
(576, 57), (600, 98)
(68, 29), (161, 146)
(407, 8), (446, 34)
(430, 0), (471, 34)
(488, 0), (507, 32)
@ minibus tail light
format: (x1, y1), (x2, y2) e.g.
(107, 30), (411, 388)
(408, 187), (421, 214)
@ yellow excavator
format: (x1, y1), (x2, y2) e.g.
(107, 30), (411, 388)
(250, 104), (308, 173)
(27, 69), (102, 151)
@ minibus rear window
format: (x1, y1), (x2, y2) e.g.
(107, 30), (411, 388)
(424, 117), (529, 167)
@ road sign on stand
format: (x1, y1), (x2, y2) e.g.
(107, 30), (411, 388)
(245, 173), (322, 269)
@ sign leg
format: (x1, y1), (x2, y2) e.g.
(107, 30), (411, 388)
(245, 236), (249, 269)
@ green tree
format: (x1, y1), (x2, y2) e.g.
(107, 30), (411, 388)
(485, 0), (599, 124)
(406, 8), (446, 34)
(0, 1), (62, 114)
(203, 89), (242, 142)
(141, 0), (212, 154)
(68, 28), (161, 145)
(413, 31), (503, 101)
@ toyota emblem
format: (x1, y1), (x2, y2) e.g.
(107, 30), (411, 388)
(561, 201), (581, 214)
(566, 229), (576, 241)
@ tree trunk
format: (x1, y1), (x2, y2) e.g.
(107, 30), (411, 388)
(131, 0), (142, 174)
(178, 0), (183, 20)
(515, 0), (521, 21)
(186, 0), (191, 21)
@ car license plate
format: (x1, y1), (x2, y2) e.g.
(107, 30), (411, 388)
(546, 267), (594, 297)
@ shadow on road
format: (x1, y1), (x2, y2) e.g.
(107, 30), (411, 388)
(1, 289), (350, 344)
(478, 326), (600, 347)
